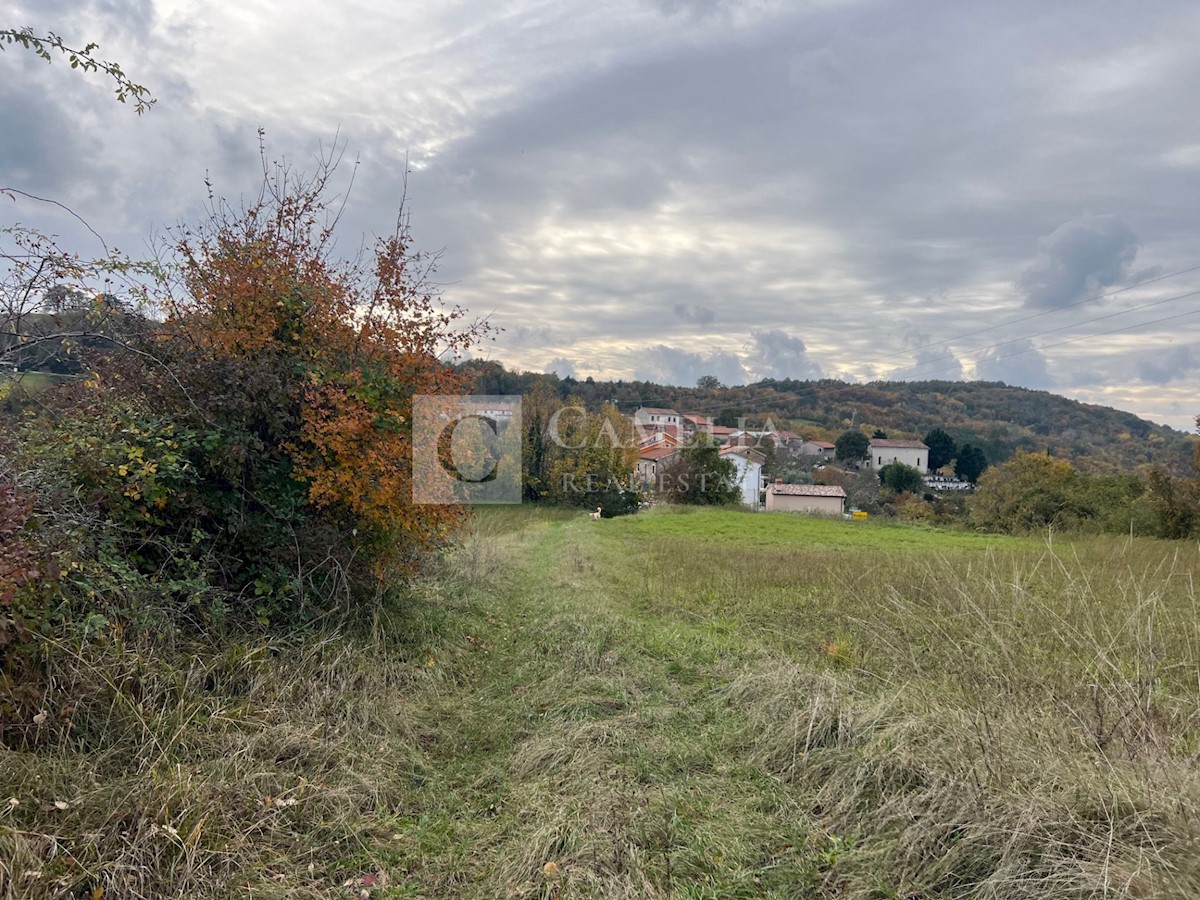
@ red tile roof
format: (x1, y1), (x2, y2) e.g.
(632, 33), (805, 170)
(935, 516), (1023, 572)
(720, 446), (766, 463)
(803, 440), (836, 449)
(639, 446), (678, 461)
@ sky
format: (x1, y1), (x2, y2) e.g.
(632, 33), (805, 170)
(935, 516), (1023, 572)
(3, 0), (1199, 431)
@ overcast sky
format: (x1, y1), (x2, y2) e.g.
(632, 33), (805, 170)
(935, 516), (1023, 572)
(5, 0), (1200, 430)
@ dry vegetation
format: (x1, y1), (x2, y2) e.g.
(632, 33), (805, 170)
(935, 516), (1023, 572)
(4, 506), (1200, 897)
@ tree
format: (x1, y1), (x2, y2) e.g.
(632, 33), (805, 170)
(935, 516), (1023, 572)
(696, 375), (723, 390)
(715, 408), (741, 428)
(955, 444), (988, 483)
(541, 398), (640, 512)
(872, 429), (888, 439)
(1141, 469), (1198, 539)
(660, 435), (739, 505)
(519, 380), (561, 503)
(1, 28), (154, 113)
(878, 462), (925, 495)
(923, 428), (957, 471)
(969, 452), (1077, 532)
(835, 429), (869, 463)
(757, 433), (780, 479)
(1194, 415), (1200, 473)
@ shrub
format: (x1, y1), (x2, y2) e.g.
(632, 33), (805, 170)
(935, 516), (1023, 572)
(0, 150), (491, 655)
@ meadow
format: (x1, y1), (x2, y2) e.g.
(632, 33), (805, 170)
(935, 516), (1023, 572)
(3, 505), (1199, 897)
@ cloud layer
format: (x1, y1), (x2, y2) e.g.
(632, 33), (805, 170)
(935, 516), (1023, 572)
(3, 0), (1200, 430)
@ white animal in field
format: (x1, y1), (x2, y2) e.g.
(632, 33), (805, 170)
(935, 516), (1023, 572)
(590, 507), (602, 521)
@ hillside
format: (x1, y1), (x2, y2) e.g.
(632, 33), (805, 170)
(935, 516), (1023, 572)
(464, 362), (1196, 474)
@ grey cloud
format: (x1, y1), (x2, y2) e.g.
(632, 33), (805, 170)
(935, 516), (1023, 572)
(502, 324), (574, 350)
(634, 344), (749, 387)
(1018, 215), (1142, 309)
(1065, 368), (1105, 388)
(672, 303), (715, 325)
(18, 0), (158, 40)
(1136, 344), (1199, 384)
(0, 64), (95, 195)
(888, 327), (964, 381)
(749, 329), (823, 380)
(649, 0), (743, 20)
(892, 347), (964, 381)
(545, 356), (578, 378)
(975, 339), (1054, 389)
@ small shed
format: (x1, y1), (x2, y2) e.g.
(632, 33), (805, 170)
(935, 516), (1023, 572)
(764, 480), (847, 516)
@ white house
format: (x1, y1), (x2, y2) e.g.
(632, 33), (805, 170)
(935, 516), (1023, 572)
(719, 445), (765, 508)
(863, 438), (929, 473)
(634, 407), (681, 428)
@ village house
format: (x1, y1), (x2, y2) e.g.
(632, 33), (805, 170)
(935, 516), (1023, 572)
(764, 480), (847, 516)
(632, 407), (684, 447)
(863, 438), (929, 473)
(719, 445), (765, 508)
(638, 428), (682, 449)
(707, 425), (738, 446)
(769, 430), (805, 454)
(798, 439), (836, 461)
(636, 445), (678, 488)
(681, 413), (711, 440)
(634, 407), (681, 428)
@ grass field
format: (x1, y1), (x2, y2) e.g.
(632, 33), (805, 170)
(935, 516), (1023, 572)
(0, 371), (75, 402)
(3, 505), (1200, 897)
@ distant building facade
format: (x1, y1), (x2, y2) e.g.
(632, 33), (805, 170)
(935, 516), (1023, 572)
(863, 438), (929, 473)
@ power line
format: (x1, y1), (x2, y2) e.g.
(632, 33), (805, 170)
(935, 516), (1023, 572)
(867, 262), (1200, 366)
(886, 286), (1200, 382)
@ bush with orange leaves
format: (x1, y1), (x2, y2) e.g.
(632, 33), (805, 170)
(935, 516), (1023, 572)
(144, 155), (492, 599)
(2, 149), (490, 638)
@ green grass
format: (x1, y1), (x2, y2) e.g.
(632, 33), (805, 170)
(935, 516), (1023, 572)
(0, 371), (74, 393)
(608, 503), (1032, 551)
(4, 505), (1200, 897)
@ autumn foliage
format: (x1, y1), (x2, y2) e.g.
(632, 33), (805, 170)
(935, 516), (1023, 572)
(2, 152), (491, 662)
(158, 163), (489, 576)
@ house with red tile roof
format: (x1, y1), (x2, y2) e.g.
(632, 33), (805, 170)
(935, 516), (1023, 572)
(636, 444), (679, 487)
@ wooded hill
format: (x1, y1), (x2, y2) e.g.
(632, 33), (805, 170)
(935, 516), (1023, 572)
(463, 361), (1196, 474)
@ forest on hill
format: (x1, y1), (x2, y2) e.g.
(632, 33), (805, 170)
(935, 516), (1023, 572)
(463, 361), (1196, 474)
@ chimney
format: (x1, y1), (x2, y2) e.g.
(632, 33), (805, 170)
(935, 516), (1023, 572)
(774, 478), (783, 487)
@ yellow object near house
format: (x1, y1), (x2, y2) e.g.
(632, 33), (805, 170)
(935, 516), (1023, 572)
(853, 511), (869, 520)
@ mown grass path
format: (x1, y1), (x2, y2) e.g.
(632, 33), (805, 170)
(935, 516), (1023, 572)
(384, 510), (829, 897)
